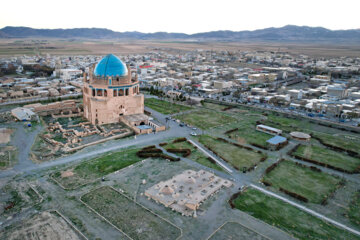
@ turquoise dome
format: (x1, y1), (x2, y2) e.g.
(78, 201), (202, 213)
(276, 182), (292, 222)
(94, 54), (128, 77)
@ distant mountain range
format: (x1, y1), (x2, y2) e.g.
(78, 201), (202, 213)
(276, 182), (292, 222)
(1, 25), (360, 43)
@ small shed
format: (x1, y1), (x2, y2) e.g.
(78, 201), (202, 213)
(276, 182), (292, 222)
(266, 135), (287, 150)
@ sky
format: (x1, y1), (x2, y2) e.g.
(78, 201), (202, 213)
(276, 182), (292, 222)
(1, 0), (359, 34)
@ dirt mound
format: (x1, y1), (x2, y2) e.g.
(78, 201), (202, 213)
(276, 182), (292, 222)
(61, 170), (74, 178)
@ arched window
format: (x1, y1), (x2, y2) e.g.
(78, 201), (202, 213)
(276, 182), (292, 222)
(125, 88), (129, 96)
(119, 89), (124, 96)
(113, 89), (117, 97)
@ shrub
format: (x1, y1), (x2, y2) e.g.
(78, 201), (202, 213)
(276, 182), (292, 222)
(224, 128), (238, 135)
(279, 187), (309, 203)
(167, 148), (191, 157)
(262, 180), (272, 186)
(142, 145), (156, 150)
(173, 137), (187, 143)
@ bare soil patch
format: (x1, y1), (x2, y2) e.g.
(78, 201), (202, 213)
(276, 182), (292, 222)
(0, 128), (13, 144)
(0, 211), (83, 240)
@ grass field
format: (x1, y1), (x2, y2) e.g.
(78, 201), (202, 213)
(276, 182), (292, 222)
(145, 98), (192, 114)
(348, 191), (360, 226)
(198, 135), (265, 171)
(81, 186), (181, 240)
(228, 127), (271, 148)
(293, 145), (360, 172)
(164, 140), (224, 172)
(312, 132), (360, 154)
(231, 188), (360, 240)
(263, 160), (341, 203)
(202, 102), (229, 111)
(209, 222), (269, 240)
(177, 110), (236, 129)
(52, 148), (143, 189)
(264, 114), (306, 133)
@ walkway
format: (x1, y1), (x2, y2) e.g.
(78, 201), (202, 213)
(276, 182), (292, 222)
(187, 139), (233, 173)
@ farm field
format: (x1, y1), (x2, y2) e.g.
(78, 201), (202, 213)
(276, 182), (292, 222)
(231, 188), (360, 240)
(81, 186), (181, 240)
(293, 144), (360, 172)
(263, 160), (341, 203)
(177, 109), (236, 129)
(51, 148), (143, 189)
(145, 98), (191, 114)
(197, 135), (266, 171)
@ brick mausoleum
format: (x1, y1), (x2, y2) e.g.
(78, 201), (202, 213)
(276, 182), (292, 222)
(82, 54), (148, 126)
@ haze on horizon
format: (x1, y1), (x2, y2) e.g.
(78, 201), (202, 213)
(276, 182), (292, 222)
(1, 0), (359, 34)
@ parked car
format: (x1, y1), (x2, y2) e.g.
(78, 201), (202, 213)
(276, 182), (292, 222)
(190, 132), (197, 136)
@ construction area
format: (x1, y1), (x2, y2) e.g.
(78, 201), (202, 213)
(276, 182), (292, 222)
(145, 169), (232, 217)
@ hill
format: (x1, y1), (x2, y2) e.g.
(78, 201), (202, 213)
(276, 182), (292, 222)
(1, 25), (360, 43)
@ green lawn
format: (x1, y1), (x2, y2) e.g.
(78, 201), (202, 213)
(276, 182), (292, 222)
(228, 127), (271, 148)
(231, 188), (360, 240)
(81, 186), (181, 240)
(198, 135), (266, 171)
(145, 98), (192, 114)
(164, 140), (224, 172)
(202, 102), (228, 111)
(263, 160), (341, 203)
(177, 110), (236, 129)
(293, 145), (360, 172)
(52, 148), (143, 189)
(264, 114), (306, 133)
(312, 132), (360, 154)
(348, 191), (360, 226)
